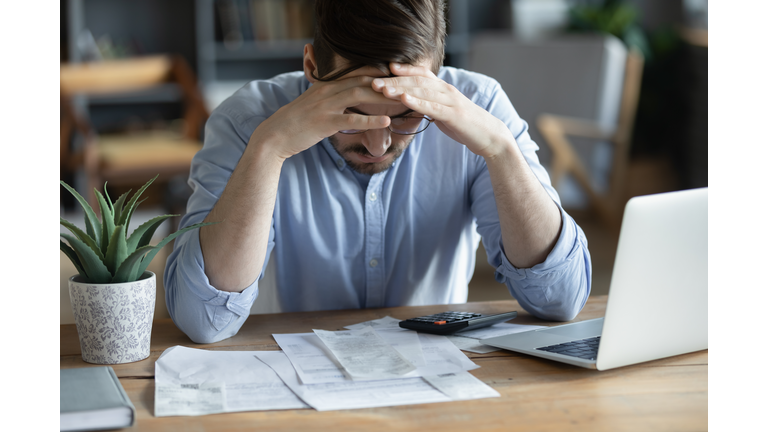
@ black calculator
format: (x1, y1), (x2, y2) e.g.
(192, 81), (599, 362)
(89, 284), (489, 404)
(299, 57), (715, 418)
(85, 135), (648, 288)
(398, 311), (518, 335)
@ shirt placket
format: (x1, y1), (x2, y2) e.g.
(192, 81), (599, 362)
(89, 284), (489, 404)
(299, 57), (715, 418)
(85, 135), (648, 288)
(364, 173), (386, 307)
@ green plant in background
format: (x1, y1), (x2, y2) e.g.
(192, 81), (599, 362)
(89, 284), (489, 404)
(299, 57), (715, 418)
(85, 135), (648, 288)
(60, 175), (215, 283)
(567, 0), (651, 59)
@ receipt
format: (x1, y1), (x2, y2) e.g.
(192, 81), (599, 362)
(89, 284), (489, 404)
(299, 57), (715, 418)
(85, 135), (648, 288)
(313, 327), (416, 380)
(154, 382), (226, 417)
(154, 345), (308, 416)
(422, 372), (500, 401)
(255, 351), (451, 411)
(344, 316), (403, 330)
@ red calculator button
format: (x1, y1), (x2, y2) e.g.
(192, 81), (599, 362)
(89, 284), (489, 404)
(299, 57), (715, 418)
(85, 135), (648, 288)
(434, 321), (447, 325)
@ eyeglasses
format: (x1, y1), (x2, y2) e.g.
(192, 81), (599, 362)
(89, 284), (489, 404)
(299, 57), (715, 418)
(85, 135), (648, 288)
(339, 113), (434, 135)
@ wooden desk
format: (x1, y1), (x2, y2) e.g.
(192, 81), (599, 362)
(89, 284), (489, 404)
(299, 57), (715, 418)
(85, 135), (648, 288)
(60, 296), (707, 431)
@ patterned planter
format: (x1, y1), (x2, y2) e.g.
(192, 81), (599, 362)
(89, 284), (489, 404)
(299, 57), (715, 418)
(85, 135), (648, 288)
(68, 271), (156, 364)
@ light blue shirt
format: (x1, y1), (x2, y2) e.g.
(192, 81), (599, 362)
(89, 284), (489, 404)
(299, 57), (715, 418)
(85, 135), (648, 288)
(165, 67), (591, 343)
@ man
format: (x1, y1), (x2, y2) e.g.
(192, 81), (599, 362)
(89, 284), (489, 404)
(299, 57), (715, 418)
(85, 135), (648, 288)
(165, 0), (591, 344)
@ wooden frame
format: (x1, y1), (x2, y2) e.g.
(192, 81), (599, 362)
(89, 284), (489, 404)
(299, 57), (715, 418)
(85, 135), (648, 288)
(537, 49), (645, 230)
(60, 55), (209, 216)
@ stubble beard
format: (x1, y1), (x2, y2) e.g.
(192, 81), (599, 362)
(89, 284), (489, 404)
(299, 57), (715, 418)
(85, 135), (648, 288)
(329, 135), (414, 175)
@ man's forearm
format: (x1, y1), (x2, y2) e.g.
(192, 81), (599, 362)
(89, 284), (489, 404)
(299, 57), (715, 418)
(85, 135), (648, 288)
(484, 134), (562, 269)
(200, 137), (285, 292)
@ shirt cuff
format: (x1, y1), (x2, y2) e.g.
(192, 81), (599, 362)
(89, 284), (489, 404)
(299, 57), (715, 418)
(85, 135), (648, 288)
(494, 204), (579, 284)
(180, 229), (260, 322)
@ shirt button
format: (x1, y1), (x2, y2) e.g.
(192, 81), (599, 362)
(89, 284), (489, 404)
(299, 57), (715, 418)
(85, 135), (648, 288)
(369, 259), (378, 268)
(369, 192), (377, 201)
(336, 159), (344, 169)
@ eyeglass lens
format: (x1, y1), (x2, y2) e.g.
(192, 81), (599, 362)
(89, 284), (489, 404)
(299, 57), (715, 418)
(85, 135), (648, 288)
(339, 115), (431, 135)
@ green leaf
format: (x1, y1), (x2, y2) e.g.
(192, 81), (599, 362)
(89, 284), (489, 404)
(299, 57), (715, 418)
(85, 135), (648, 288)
(104, 182), (113, 214)
(126, 214), (176, 253)
(112, 244), (154, 283)
(60, 240), (87, 279)
(60, 218), (105, 261)
(112, 190), (131, 227)
(123, 197), (148, 237)
(132, 221), (218, 281)
(104, 224), (128, 276)
(60, 181), (102, 248)
(60, 233), (112, 283)
(95, 189), (116, 255)
(117, 175), (158, 228)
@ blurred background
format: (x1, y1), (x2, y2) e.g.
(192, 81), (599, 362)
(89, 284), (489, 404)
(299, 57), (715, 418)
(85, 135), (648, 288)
(59, 0), (708, 321)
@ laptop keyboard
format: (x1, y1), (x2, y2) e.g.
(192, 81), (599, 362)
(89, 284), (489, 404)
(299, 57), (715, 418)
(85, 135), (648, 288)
(536, 336), (601, 361)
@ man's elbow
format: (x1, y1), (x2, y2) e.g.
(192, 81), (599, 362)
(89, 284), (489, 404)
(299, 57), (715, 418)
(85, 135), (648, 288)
(186, 330), (229, 345)
(166, 296), (243, 344)
(516, 279), (590, 322)
(171, 313), (241, 345)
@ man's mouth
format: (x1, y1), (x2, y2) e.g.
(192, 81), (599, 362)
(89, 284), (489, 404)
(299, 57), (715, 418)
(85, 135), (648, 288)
(352, 153), (391, 164)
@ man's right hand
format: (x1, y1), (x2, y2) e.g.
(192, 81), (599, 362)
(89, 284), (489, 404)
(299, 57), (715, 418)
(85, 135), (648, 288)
(199, 64), (399, 293)
(249, 67), (400, 162)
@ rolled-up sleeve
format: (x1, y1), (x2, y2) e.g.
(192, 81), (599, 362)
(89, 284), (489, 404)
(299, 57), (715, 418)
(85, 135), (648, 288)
(163, 90), (277, 344)
(472, 77), (592, 321)
(494, 205), (591, 321)
(164, 229), (261, 343)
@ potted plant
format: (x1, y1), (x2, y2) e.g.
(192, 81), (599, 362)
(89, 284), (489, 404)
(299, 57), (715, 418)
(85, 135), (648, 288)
(60, 175), (214, 364)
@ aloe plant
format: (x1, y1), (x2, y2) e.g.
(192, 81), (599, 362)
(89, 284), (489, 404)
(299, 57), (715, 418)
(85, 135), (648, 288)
(60, 175), (215, 283)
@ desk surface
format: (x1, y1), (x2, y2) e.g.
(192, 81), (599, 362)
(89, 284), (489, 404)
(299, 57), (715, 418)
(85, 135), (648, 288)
(60, 296), (707, 431)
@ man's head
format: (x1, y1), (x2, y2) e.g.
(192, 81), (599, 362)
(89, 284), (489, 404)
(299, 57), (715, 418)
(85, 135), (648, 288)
(305, 0), (447, 174)
(312, 0), (447, 81)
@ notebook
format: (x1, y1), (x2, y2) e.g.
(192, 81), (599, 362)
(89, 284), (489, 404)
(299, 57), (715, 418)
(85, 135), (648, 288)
(482, 188), (708, 370)
(60, 366), (136, 432)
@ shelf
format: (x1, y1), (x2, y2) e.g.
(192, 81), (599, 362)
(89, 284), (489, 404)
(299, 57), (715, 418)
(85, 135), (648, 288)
(85, 83), (183, 105)
(214, 39), (311, 61)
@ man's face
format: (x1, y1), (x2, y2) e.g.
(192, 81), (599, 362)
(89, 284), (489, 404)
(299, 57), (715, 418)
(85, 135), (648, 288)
(325, 60), (428, 175)
(329, 105), (417, 176)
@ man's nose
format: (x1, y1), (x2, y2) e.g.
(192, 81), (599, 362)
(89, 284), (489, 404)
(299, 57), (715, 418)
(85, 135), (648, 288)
(363, 127), (392, 158)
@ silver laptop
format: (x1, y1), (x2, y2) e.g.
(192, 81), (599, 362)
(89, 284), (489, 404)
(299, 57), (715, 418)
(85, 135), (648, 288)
(483, 188), (708, 370)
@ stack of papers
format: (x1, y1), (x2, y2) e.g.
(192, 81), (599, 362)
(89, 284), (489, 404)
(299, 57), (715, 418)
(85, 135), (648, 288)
(155, 316), (543, 415)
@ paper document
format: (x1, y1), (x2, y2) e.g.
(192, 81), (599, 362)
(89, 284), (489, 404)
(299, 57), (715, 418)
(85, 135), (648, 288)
(154, 346), (308, 417)
(371, 328), (426, 367)
(154, 382), (226, 417)
(275, 330), (477, 384)
(417, 332), (479, 372)
(344, 315), (402, 330)
(272, 333), (347, 384)
(255, 351), (452, 411)
(313, 327), (416, 380)
(422, 372), (500, 401)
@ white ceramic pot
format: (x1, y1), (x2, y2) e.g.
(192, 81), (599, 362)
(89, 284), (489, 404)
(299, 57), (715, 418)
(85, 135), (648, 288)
(68, 271), (156, 364)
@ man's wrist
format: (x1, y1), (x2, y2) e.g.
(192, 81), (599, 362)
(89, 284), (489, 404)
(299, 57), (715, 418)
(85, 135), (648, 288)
(482, 128), (521, 167)
(245, 129), (290, 167)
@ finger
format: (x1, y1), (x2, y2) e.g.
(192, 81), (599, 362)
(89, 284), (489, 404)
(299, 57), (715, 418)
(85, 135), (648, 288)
(330, 112), (390, 133)
(333, 85), (403, 109)
(390, 62), (436, 79)
(371, 63), (440, 90)
(371, 75), (447, 104)
(372, 75), (436, 93)
(380, 84), (452, 107)
(398, 92), (443, 119)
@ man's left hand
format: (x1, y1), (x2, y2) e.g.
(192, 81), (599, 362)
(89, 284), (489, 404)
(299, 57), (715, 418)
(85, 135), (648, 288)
(372, 63), (513, 159)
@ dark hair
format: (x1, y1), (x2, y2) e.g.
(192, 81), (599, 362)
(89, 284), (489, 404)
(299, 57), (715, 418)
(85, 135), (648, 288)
(312, 0), (447, 81)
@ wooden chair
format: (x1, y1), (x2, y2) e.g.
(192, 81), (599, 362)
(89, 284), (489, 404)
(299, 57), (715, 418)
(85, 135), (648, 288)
(537, 49), (644, 231)
(60, 55), (209, 226)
